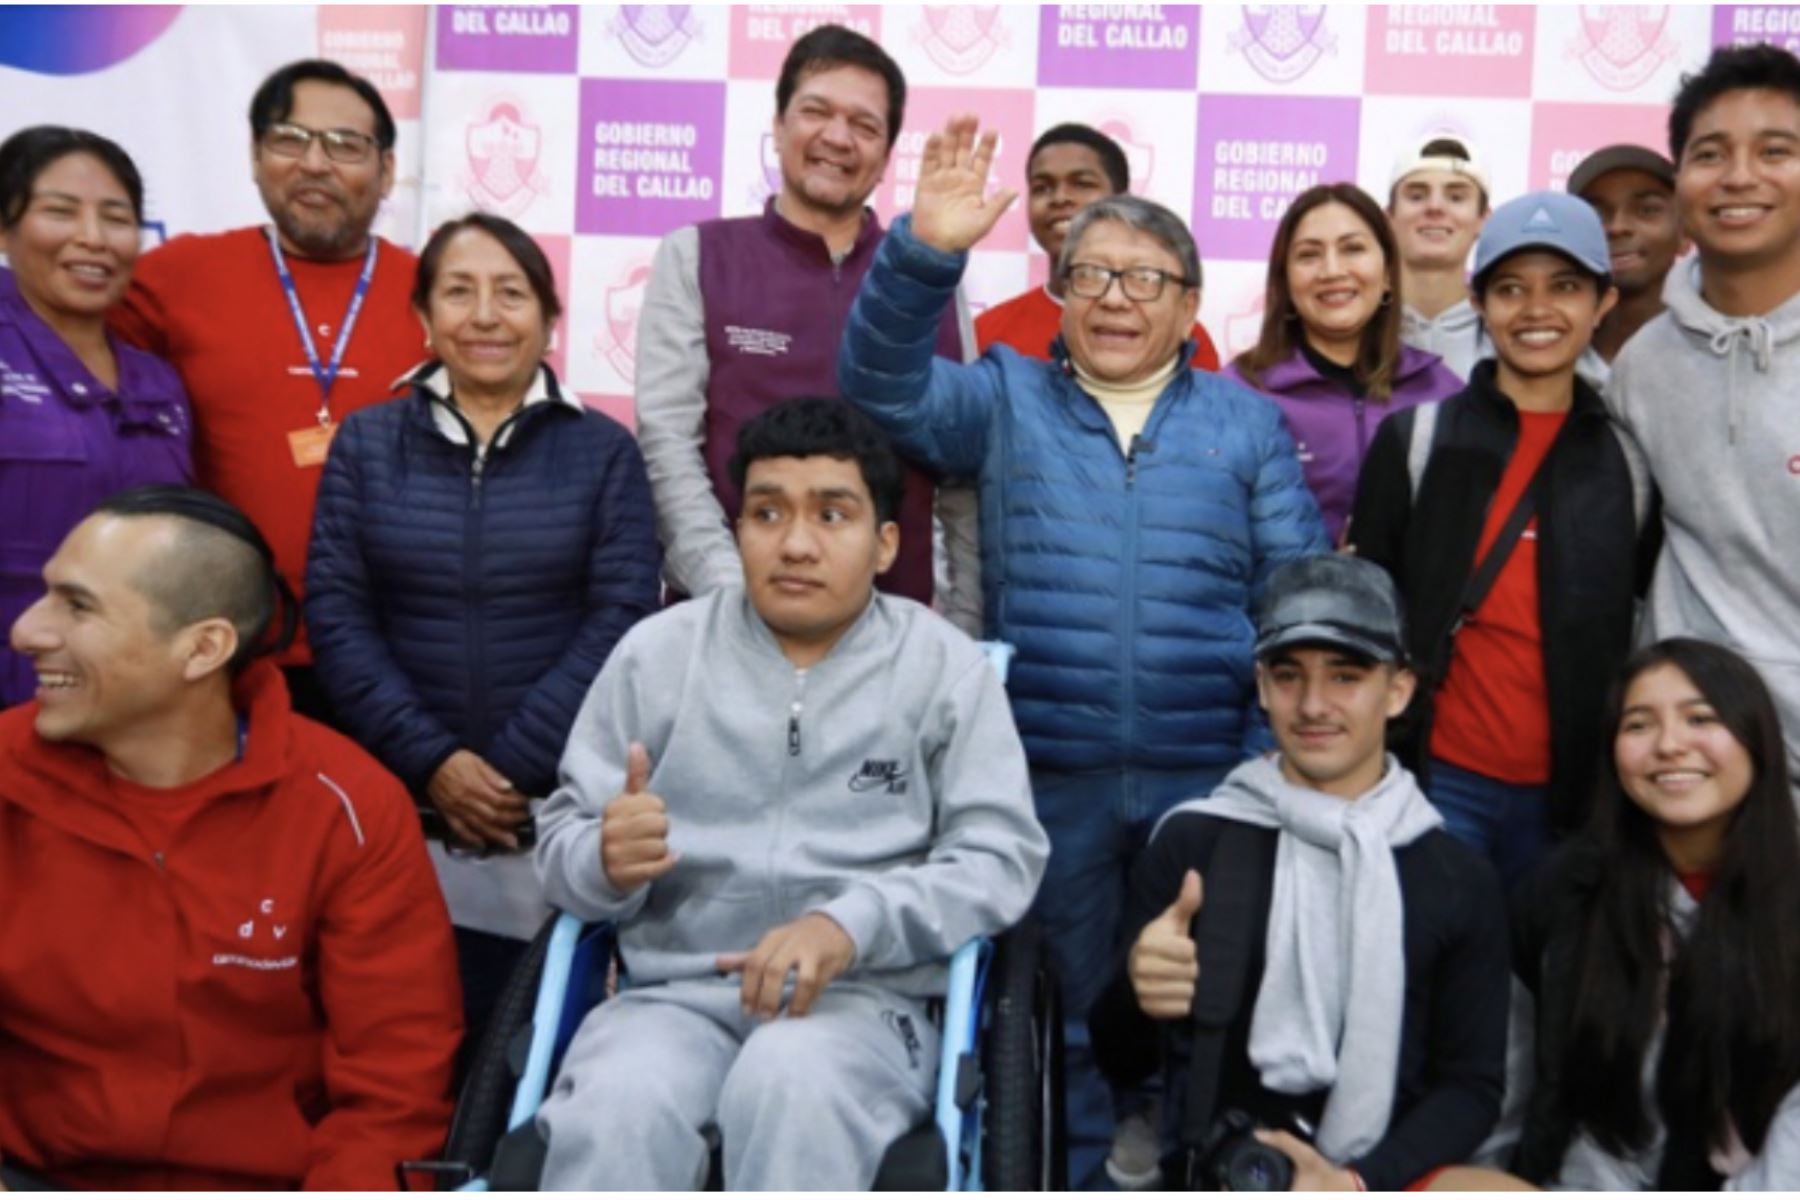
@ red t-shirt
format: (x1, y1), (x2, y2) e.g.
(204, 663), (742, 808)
(112, 227), (425, 664)
(1430, 409), (1568, 785)
(975, 285), (1221, 370)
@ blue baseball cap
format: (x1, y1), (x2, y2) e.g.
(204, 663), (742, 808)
(1472, 190), (1611, 285)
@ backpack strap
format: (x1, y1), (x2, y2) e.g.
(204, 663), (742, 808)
(1178, 820), (1274, 1154)
(1407, 402), (1440, 502)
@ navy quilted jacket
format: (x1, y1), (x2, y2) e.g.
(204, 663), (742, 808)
(839, 217), (1328, 772)
(305, 369), (660, 797)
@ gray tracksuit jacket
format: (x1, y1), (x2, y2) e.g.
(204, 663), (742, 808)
(1606, 258), (1800, 783)
(534, 587), (1048, 996)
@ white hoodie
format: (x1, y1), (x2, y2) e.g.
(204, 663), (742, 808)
(1606, 258), (1800, 785)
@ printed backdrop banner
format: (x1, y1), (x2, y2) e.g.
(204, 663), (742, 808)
(0, 3), (1789, 422)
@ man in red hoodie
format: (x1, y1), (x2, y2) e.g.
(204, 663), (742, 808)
(0, 486), (461, 1190)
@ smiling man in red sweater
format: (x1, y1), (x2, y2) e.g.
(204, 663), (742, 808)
(0, 487), (460, 1190)
(110, 60), (426, 724)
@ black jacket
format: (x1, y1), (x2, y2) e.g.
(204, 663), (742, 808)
(1349, 362), (1651, 832)
(1092, 809), (1509, 1190)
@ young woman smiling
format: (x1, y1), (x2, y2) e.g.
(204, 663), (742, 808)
(1500, 638), (1800, 1189)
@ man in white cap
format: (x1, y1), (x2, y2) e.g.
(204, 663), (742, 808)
(1387, 134), (1491, 381)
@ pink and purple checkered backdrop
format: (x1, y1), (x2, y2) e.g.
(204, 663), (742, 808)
(6, 5), (1799, 426)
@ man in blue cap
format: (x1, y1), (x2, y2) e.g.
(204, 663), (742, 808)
(1350, 191), (1655, 887)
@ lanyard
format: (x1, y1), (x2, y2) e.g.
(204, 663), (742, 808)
(266, 227), (379, 425)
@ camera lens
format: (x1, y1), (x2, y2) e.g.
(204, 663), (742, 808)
(1226, 1145), (1294, 1192)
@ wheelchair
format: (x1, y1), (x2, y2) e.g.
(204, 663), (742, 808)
(405, 642), (1065, 1191)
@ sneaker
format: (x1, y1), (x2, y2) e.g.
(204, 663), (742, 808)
(1105, 1105), (1164, 1190)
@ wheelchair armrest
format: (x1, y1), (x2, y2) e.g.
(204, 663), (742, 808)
(506, 913), (588, 1132)
(933, 937), (990, 1191)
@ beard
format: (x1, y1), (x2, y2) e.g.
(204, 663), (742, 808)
(272, 208), (370, 259)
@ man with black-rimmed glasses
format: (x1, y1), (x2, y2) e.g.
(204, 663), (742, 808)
(111, 59), (425, 725)
(838, 113), (1328, 1188)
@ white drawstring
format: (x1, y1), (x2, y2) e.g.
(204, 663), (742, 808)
(1706, 318), (1774, 444)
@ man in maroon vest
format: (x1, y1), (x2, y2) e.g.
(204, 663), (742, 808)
(634, 24), (977, 627)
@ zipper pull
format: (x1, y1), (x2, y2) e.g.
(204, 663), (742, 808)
(788, 701), (803, 757)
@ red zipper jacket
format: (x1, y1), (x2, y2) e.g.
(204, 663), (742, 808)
(0, 662), (462, 1189)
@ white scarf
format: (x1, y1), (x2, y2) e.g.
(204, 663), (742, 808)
(1165, 754), (1442, 1162)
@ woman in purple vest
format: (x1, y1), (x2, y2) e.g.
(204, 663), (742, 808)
(0, 127), (191, 709)
(1226, 183), (1461, 546)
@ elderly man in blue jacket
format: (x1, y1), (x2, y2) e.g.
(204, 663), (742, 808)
(838, 114), (1328, 1188)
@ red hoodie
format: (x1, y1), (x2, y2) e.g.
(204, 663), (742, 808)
(0, 662), (462, 1189)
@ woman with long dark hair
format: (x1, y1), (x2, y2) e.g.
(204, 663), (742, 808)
(1504, 638), (1800, 1189)
(1226, 182), (1460, 544)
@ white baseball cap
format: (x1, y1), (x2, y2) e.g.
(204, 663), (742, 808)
(1389, 132), (1490, 199)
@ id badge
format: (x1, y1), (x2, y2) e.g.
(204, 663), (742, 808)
(288, 421), (337, 468)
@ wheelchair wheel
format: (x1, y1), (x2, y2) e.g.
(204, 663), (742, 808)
(439, 915), (557, 1185)
(981, 922), (1066, 1190)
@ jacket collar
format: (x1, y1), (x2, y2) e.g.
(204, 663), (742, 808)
(1, 660), (299, 851)
(723, 583), (890, 669)
(1051, 337), (1199, 437)
(1463, 358), (1608, 424)
(760, 196), (884, 264)
(399, 361), (579, 445)
(1251, 343), (1448, 393)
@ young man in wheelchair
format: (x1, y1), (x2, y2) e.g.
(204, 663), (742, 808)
(1094, 556), (1509, 1190)
(532, 397), (1050, 1190)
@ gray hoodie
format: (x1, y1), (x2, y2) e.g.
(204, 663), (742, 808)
(534, 587), (1048, 996)
(1402, 299), (1484, 381)
(1607, 259), (1800, 781)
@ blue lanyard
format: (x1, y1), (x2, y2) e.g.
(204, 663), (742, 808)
(265, 227), (378, 423)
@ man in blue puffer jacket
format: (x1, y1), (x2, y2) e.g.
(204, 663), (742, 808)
(838, 115), (1328, 1188)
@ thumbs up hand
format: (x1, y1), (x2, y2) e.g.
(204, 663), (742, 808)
(1129, 869), (1203, 1020)
(600, 742), (678, 891)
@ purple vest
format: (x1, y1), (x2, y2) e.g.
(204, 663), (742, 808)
(696, 201), (964, 604)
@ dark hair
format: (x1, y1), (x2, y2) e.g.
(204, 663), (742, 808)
(1233, 183), (1405, 401)
(1670, 43), (1800, 162)
(94, 485), (297, 673)
(0, 125), (144, 229)
(774, 24), (906, 149)
(413, 212), (563, 324)
(1389, 135), (1491, 213)
(1028, 123), (1130, 194)
(728, 397), (904, 525)
(249, 59), (396, 151)
(1560, 639), (1800, 1162)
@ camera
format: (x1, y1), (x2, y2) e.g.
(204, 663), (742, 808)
(1184, 1109), (1295, 1192)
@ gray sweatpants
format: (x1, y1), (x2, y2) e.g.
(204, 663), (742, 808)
(537, 976), (939, 1190)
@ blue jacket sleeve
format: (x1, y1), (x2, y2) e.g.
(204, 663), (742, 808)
(303, 414), (462, 793)
(837, 214), (1006, 480)
(1245, 398), (1331, 605)
(484, 431), (662, 796)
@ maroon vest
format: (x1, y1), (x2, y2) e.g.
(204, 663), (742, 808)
(696, 200), (964, 604)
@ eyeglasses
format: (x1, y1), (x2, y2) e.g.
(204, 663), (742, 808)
(261, 122), (379, 165)
(1064, 262), (1194, 302)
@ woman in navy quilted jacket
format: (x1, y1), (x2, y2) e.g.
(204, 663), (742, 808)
(304, 213), (660, 1038)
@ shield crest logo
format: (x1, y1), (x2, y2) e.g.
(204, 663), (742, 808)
(917, 6), (1003, 75)
(1233, 6), (1332, 85)
(613, 5), (700, 69)
(466, 102), (544, 216)
(1097, 119), (1155, 192)
(1572, 6), (1672, 92)
(599, 264), (653, 382)
(1225, 290), (1268, 362)
(746, 131), (782, 206)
